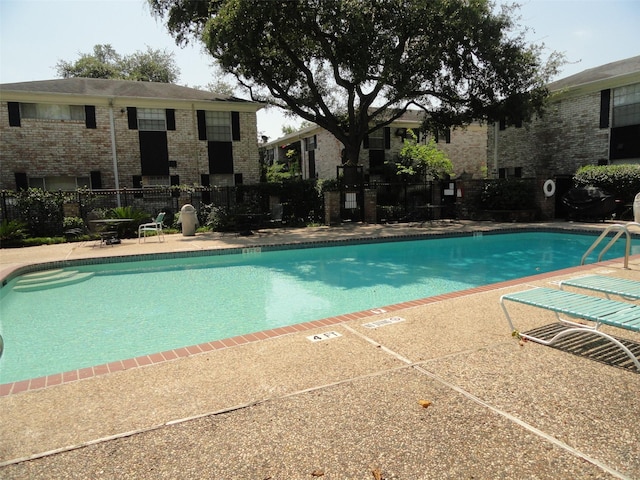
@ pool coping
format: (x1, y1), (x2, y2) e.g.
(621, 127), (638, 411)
(1, 224), (638, 397)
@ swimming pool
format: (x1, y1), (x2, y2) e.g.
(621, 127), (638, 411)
(1, 230), (637, 384)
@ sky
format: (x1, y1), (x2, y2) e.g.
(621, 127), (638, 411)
(1, 0), (639, 141)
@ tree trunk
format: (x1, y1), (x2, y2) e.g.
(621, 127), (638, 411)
(342, 141), (361, 167)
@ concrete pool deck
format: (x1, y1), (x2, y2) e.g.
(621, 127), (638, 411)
(0, 220), (639, 479)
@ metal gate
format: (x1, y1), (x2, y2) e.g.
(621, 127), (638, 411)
(337, 165), (364, 221)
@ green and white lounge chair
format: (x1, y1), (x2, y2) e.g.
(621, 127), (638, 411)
(500, 287), (640, 370)
(559, 275), (640, 301)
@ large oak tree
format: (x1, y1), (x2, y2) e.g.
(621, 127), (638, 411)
(150, 0), (562, 165)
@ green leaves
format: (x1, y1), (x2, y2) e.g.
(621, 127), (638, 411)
(574, 165), (640, 203)
(394, 130), (454, 180)
(151, 0), (562, 164)
(55, 44), (180, 83)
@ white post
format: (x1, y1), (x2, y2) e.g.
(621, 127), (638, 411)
(108, 102), (121, 207)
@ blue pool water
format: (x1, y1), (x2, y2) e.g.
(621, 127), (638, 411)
(1, 231), (638, 384)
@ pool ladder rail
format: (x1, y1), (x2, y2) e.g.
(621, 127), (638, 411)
(581, 222), (640, 269)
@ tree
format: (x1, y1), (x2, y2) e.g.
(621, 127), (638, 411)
(55, 44), (181, 83)
(394, 130), (454, 181)
(149, 0), (563, 165)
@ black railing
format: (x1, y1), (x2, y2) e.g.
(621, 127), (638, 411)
(1, 180), (444, 232)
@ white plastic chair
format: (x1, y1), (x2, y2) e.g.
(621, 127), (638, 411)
(138, 212), (165, 243)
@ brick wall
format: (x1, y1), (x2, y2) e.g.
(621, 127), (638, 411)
(434, 124), (487, 178)
(307, 122), (487, 181)
(311, 130), (343, 180)
(487, 91), (609, 179)
(0, 103), (261, 190)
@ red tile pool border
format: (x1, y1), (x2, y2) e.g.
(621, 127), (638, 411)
(2, 257), (629, 397)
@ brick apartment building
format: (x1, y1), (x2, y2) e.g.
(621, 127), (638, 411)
(262, 110), (487, 182)
(488, 55), (640, 206)
(0, 78), (263, 192)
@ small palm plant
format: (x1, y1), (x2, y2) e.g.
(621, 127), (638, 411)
(0, 219), (27, 244)
(107, 206), (150, 238)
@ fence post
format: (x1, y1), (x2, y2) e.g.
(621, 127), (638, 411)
(324, 191), (341, 225)
(363, 189), (377, 224)
(1, 191), (7, 220)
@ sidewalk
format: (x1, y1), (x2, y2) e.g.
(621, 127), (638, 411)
(1, 222), (639, 479)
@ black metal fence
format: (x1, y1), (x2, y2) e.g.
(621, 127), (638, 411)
(0, 186), (254, 237)
(1, 180), (445, 237)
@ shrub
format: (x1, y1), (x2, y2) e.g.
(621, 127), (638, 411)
(63, 216), (85, 231)
(15, 188), (65, 237)
(0, 219), (27, 242)
(206, 206), (236, 231)
(393, 132), (454, 180)
(573, 165), (640, 203)
(107, 206), (150, 238)
(480, 179), (537, 210)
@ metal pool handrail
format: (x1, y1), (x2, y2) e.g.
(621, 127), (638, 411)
(581, 222), (640, 269)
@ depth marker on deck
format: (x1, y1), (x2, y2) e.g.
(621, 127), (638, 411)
(307, 331), (342, 342)
(362, 316), (406, 329)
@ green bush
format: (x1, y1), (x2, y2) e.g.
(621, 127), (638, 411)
(573, 165), (640, 203)
(0, 219), (27, 242)
(15, 188), (65, 237)
(63, 216), (85, 230)
(480, 179), (537, 210)
(206, 206), (236, 232)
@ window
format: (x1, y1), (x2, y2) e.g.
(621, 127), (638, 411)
(20, 103), (85, 121)
(142, 175), (170, 187)
(265, 148), (275, 164)
(366, 129), (385, 150)
(138, 108), (167, 131)
(304, 135), (317, 151)
(28, 176), (90, 191)
(210, 174), (235, 186)
(205, 111), (231, 141)
(435, 127), (451, 143)
(613, 83), (640, 127)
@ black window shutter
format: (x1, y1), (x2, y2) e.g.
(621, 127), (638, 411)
(166, 109), (176, 131)
(127, 107), (138, 130)
(197, 110), (207, 140)
(200, 174), (210, 186)
(139, 131), (170, 175)
(14, 172), (28, 190)
(444, 128), (451, 143)
(499, 118), (506, 131)
(600, 89), (611, 129)
(208, 141), (234, 174)
(231, 111), (241, 141)
(85, 105), (97, 129)
(90, 170), (102, 189)
(384, 127), (391, 149)
(234, 173), (243, 185)
(8, 102), (21, 127)
(308, 150), (316, 178)
(133, 175), (143, 188)
(369, 150), (385, 173)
